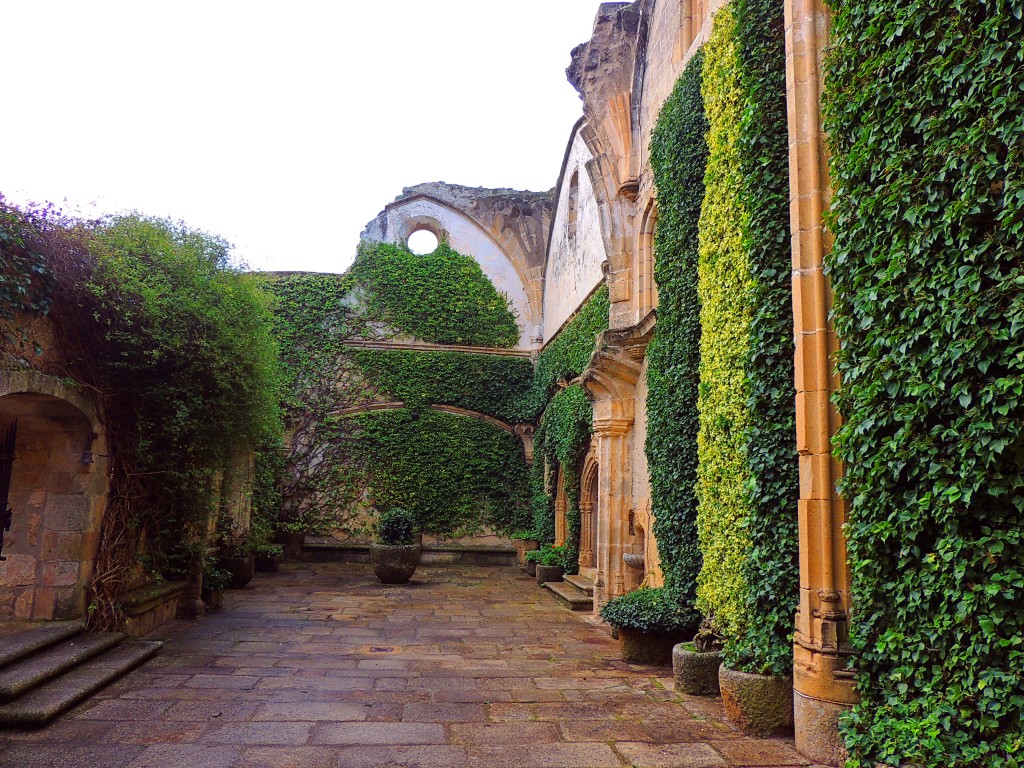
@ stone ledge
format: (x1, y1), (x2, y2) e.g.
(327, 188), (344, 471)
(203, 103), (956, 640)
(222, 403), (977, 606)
(301, 542), (516, 567)
(118, 581), (187, 638)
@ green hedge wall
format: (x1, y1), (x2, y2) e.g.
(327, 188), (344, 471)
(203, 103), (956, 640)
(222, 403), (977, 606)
(351, 408), (531, 538)
(728, 0), (799, 677)
(351, 348), (534, 423)
(824, 1), (1024, 764)
(646, 49), (708, 627)
(694, 6), (754, 641)
(348, 241), (520, 348)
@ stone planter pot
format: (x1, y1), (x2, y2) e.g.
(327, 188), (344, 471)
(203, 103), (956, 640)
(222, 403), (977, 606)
(618, 627), (687, 666)
(254, 554), (281, 573)
(273, 531), (305, 560)
(219, 554), (255, 588)
(515, 538), (539, 567)
(370, 543), (422, 584)
(719, 664), (794, 736)
(525, 559), (537, 577)
(535, 564), (563, 585)
(201, 587), (223, 610)
(673, 643), (721, 696)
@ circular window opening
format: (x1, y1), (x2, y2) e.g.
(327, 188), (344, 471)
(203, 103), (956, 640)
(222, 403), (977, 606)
(408, 229), (439, 255)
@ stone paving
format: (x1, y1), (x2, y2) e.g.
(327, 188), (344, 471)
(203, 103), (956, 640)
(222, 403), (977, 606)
(0, 563), (827, 767)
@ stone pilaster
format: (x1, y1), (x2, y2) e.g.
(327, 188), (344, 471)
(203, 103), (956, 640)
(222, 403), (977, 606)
(784, 0), (857, 763)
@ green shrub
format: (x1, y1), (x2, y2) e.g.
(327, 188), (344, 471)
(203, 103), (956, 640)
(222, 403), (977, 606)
(525, 543), (570, 568)
(599, 587), (695, 634)
(375, 507), (416, 546)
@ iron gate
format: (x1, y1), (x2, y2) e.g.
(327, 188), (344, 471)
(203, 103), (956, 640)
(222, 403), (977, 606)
(0, 420), (16, 561)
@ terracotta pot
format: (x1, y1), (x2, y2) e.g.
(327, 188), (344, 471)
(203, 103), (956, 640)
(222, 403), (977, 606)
(719, 664), (794, 736)
(254, 554), (281, 572)
(535, 564), (563, 585)
(673, 643), (721, 696)
(618, 627), (687, 665)
(219, 554), (255, 588)
(525, 560), (537, 576)
(515, 538), (539, 567)
(370, 543), (422, 584)
(273, 530), (305, 560)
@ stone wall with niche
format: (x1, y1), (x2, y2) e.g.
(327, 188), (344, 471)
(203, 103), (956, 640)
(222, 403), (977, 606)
(0, 372), (110, 621)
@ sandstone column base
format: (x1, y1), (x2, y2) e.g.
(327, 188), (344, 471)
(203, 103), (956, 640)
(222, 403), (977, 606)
(794, 690), (850, 766)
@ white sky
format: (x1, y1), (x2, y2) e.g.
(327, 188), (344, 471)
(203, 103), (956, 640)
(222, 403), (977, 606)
(1, 1), (606, 273)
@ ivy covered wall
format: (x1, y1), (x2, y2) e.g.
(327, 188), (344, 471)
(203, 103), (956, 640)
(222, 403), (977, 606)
(267, 241), (535, 539)
(645, 0), (797, 675)
(646, 50), (708, 628)
(824, 1), (1024, 763)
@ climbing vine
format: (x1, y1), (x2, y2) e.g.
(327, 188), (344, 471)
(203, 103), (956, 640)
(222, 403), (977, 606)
(646, 50), (708, 628)
(535, 384), (593, 573)
(694, 7), (754, 641)
(726, 0), (799, 677)
(517, 285), (609, 421)
(351, 408), (530, 537)
(520, 287), (607, 559)
(351, 348), (534, 423)
(268, 242), (535, 540)
(348, 241), (520, 348)
(824, 1), (1024, 763)
(0, 196), (54, 325)
(42, 214), (282, 627)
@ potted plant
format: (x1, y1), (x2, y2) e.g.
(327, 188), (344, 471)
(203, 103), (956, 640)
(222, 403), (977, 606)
(370, 507), (421, 584)
(253, 542), (284, 572)
(201, 558), (230, 610)
(273, 523), (306, 561)
(599, 586), (696, 665)
(718, 645), (795, 736)
(529, 544), (567, 585)
(215, 523), (256, 589)
(673, 614), (724, 695)
(510, 530), (540, 568)
(523, 548), (540, 577)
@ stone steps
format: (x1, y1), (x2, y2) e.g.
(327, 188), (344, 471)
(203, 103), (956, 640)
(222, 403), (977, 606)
(0, 620), (85, 669)
(564, 574), (594, 596)
(0, 632), (125, 701)
(545, 577), (594, 612)
(0, 621), (162, 728)
(0, 641), (161, 727)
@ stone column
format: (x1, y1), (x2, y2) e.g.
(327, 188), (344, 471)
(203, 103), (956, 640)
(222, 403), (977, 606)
(592, 418), (633, 610)
(579, 500), (594, 568)
(785, 0), (857, 763)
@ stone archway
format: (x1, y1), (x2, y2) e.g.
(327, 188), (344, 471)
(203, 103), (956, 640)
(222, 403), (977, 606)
(0, 372), (109, 621)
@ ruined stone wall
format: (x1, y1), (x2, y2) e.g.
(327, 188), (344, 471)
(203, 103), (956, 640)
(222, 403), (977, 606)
(543, 127), (607, 342)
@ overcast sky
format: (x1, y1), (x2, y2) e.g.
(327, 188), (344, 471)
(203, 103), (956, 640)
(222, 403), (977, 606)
(1, 1), (605, 273)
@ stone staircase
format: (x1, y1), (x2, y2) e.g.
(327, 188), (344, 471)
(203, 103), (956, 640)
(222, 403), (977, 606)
(0, 620), (161, 727)
(544, 573), (594, 612)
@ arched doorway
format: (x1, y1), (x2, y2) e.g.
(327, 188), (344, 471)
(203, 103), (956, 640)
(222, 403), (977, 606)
(0, 375), (109, 621)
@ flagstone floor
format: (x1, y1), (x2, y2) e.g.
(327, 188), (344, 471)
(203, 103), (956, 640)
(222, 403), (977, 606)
(0, 563), (828, 767)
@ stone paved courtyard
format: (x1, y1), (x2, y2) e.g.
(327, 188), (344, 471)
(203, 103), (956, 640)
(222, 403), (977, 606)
(0, 564), (827, 767)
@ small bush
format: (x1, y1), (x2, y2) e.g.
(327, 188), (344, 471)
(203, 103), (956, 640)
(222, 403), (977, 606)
(375, 507), (416, 546)
(599, 587), (695, 634)
(524, 543), (568, 567)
